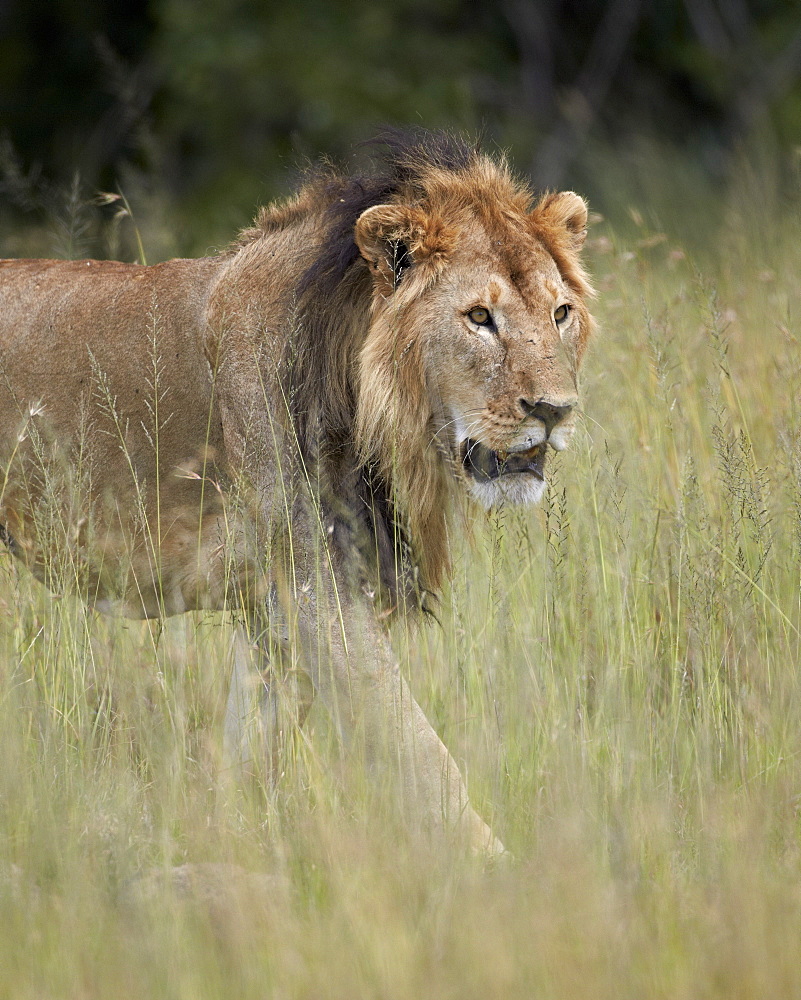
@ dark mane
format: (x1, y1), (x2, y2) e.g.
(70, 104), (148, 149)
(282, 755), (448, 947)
(280, 131), (480, 609)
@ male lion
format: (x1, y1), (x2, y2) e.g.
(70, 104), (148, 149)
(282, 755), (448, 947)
(0, 133), (594, 855)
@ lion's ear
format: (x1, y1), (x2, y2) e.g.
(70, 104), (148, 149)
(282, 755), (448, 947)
(355, 205), (415, 289)
(530, 191), (589, 251)
(529, 191), (594, 299)
(355, 204), (455, 291)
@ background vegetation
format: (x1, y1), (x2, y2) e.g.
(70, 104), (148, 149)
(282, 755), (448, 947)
(2, 2), (801, 997)
(2, 0), (801, 252)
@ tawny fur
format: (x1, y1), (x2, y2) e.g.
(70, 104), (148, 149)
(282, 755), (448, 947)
(0, 133), (595, 854)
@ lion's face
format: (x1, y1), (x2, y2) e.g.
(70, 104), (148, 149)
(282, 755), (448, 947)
(355, 189), (593, 511)
(422, 238), (582, 508)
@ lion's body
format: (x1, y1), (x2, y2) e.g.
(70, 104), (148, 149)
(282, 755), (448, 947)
(0, 256), (230, 615)
(0, 134), (594, 854)
(0, 221), (326, 617)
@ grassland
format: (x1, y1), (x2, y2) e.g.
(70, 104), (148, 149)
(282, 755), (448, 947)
(2, 157), (801, 998)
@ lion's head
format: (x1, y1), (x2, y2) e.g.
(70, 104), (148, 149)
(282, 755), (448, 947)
(283, 132), (595, 594)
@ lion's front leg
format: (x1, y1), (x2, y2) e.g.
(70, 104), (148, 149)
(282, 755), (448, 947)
(278, 566), (506, 857)
(364, 656), (507, 857)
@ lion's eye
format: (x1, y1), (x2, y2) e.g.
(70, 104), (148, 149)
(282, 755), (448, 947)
(554, 304), (571, 324)
(467, 307), (493, 328)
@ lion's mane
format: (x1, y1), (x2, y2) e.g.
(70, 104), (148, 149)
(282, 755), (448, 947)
(227, 131), (594, 609)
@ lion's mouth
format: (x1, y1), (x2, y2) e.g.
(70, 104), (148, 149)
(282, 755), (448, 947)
(461, 439), (546, 482)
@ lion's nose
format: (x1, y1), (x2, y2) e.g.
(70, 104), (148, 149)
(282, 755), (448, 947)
(519, 398), (574, 434)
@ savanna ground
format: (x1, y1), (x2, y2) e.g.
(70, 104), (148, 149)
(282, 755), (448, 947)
(2, 147), (801, 998)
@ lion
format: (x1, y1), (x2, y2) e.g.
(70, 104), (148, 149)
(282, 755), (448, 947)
(0, 132), (594, 855)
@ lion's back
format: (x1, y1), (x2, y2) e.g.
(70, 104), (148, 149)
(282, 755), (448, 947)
(0, 255), (223, 444)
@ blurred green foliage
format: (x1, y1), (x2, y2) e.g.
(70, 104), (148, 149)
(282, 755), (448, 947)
(1, 0), (800, 252)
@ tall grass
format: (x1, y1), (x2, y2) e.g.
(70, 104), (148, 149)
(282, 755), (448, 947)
(2, 155), (801, 998)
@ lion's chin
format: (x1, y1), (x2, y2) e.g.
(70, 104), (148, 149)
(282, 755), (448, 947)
(460, 439), (548, 509)
(466, 473), (548, 510)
